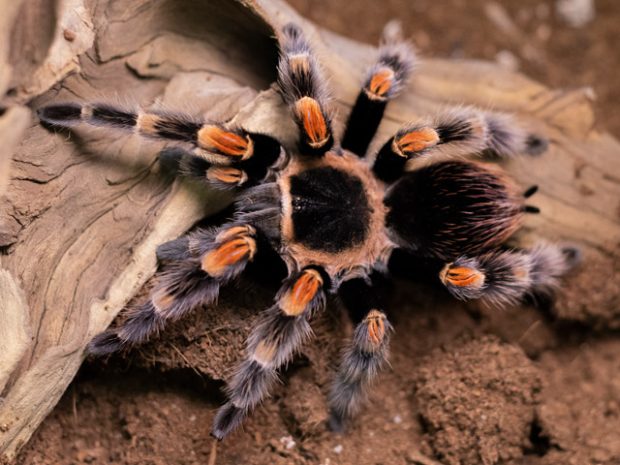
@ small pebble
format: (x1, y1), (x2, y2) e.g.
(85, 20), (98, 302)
(393, 414), (403, 424)
(556, 0), (595, 27)
(280, 435), (296, 450)
(63, 29), (76, 42)
(333, 444), (343, 454)
(495, 50), (520, 71)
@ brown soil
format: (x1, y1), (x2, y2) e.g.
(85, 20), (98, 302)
(17, 1), (620, 464)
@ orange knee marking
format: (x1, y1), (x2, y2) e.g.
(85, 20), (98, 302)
(136, 113), (162, 136)
(252, 339), (277, 366)
(365, 309), (386, 346)
(289, 54), (311, 75)
(294, 97), (330, 148)
(197, 125), (253, 159)
(151, 289), (175, 312)
(215, 225), (255, 243)
(280, 269), (323, 316)
(393, 127), (440, 157)
(513, 266), (530, 280)
(440, 265), (486, 288)
(206, 167), (248, 185)
(366, 67), (394, 99)
(201, 236), (256, 277)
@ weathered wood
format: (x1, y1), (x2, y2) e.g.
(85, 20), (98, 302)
(0, 0), (28, 198)
(0, 0), (619, 460)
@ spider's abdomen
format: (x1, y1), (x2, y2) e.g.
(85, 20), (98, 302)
(385, 161), (525, 261)
(289, 166), (370, 252)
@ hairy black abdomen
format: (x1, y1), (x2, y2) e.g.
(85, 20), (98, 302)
(385, 161), (522, 260)
(289, 167), (370, 252)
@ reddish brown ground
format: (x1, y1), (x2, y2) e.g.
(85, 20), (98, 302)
(18, 1), (620, 464)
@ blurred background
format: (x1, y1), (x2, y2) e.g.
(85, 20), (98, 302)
(290, 0), (620, 137)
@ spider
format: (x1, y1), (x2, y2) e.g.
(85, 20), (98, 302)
(38, 22), (578, 440)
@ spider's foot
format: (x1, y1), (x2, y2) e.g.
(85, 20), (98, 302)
(328, 411), (347, 434)
(87, 330), (123, 356)
(211, 403), (246, 441)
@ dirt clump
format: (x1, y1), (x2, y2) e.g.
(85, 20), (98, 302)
(414, 336), (542, 465)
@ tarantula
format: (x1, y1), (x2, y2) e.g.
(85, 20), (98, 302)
(38, 22), (577, 440)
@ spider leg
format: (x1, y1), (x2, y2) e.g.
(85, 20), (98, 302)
(439, 243), (580, 308)
(212, 265), (329, 440)
(277, 24), (334, 156)
(373, 106), (548, 183)
(342, 21), (416, 156)
(158, 144), (283, 189)
(38, 103), (281, 168)
(328, 276), (392, 432)
(88, 223), (266, 355)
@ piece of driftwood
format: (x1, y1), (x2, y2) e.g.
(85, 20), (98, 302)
(0, 0), (29, 198)
(0, 0), (619, 461)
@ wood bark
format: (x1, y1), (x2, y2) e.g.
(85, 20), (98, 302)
(0, 0), (619, 461)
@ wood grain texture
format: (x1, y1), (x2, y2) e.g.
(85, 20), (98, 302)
(1, 0), (619, 460)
